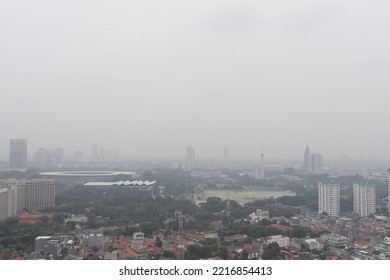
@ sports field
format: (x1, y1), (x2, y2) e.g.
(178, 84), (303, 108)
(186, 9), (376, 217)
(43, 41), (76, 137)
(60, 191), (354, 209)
(204, 189), (295, 205)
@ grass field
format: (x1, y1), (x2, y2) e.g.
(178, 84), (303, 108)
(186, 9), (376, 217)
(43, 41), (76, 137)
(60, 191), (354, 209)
(204, 189), (295, 204)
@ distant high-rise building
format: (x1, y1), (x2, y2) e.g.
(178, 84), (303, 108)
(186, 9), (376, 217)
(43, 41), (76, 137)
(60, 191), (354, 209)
(10, 139), (27, 169)
(100, 148), (106, 161)
(52, 148), (64, 165)
(186, 145), (195, 172)
(91, 144), (99, 162)
(309, 153), (323, 173)
(318, 182), (340, 216)
(353, 183), (376, 217)
(75, 150), (84, 162)
(224, 147), (229, 162)
(35, 148), (52, 168)
(303, 145), (310, 171)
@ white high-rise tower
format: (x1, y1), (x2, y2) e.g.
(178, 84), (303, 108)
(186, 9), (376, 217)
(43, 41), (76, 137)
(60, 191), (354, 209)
(318, 182), (340, 216)
(353, 183), (376, 217)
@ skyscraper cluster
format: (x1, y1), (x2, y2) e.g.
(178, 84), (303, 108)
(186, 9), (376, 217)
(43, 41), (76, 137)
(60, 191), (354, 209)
(303, 145), (323, 173)
(90, 144), (119, 162)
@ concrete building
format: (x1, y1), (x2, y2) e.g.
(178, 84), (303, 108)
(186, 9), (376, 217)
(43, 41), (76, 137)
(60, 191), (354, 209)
(0, 188), (9, 221)
(34, 236), (67, 259)
(24, 179), (55, 212)
(0, 179), (53, 219)
(9, 139), (27, 170)
(266, 235), (289, 248)
(74, 150), (84, 162)
(131, 232), (145, 250)
(87, 233), (104, 249)
(35, 148), (52, 168)
(0, 181), (26, 221)
(91, 144), (99, 162)
(224, 147), (229, 162)
(186, 145), (195, 172)
(309, 153), (323, 173)
(353, 183), (376, 217)
(318, 182), (340, 216)
(303, 145), (310, 172)
(51, 148), (64, 165)
(304, 238), (323, 251)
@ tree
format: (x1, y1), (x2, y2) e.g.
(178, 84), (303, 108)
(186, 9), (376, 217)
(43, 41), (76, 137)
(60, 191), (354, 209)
(163, 250), (175, 258)
(262, 242), (281, 260)
(39, 215), (49, 224)
(53, 213), (65, 224)
(155, 236), (162, 248)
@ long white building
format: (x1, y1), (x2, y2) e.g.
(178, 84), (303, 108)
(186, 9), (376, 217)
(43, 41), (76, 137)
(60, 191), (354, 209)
(318, 182), (340, 216)
(353, 183), (376, 217)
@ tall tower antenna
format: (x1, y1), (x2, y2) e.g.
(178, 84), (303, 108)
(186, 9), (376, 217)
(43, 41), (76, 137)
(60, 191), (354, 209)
(260, 144), (265, 178)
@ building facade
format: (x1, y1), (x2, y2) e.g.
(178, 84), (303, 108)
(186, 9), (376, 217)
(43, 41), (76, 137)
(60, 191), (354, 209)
(35, 148), (52, 168)
(309, 153), (323, 173)
(10, 139), (27, 169)
(318, 182), (340, 216)
(186, 145), (195, 172)
(0, 180), (26, 221)
(303, 145), (310, 171)
(353, 183), (376, 217)
(224, 147), (229, 162)
(266, 235), (290, 248)
(24, 179), (55, 212)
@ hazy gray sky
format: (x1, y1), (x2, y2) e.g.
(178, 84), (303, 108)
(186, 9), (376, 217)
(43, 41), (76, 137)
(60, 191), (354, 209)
(1, 0), (389, 160)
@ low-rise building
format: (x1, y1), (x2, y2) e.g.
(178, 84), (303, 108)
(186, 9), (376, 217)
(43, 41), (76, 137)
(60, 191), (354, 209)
(266, 235), (290, 248)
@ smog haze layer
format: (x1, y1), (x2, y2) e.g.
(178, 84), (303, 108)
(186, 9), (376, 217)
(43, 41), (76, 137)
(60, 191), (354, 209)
(1, 0), (389, 160)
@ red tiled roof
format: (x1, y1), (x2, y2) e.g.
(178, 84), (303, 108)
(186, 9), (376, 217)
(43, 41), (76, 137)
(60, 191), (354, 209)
(186, 233), (204, 242)
(267, 224), (291, 232)
(120, 247), (139, 257)
(355, 238), (369, 246)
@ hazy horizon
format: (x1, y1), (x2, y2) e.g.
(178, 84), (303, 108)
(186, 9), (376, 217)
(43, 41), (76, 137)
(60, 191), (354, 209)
(1, 1), (389, 161)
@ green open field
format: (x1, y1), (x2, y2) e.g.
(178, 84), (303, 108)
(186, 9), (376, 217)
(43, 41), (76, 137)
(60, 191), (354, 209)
(204, 189), (295, 205)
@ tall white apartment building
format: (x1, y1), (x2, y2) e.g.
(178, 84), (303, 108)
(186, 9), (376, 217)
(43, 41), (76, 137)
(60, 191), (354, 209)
(318, 182), (340, 216)
(353, 183), (376, 217)
(186, 145), (195, 172)
(0, 180), (26, 221)
(0, 179), (55, 220)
